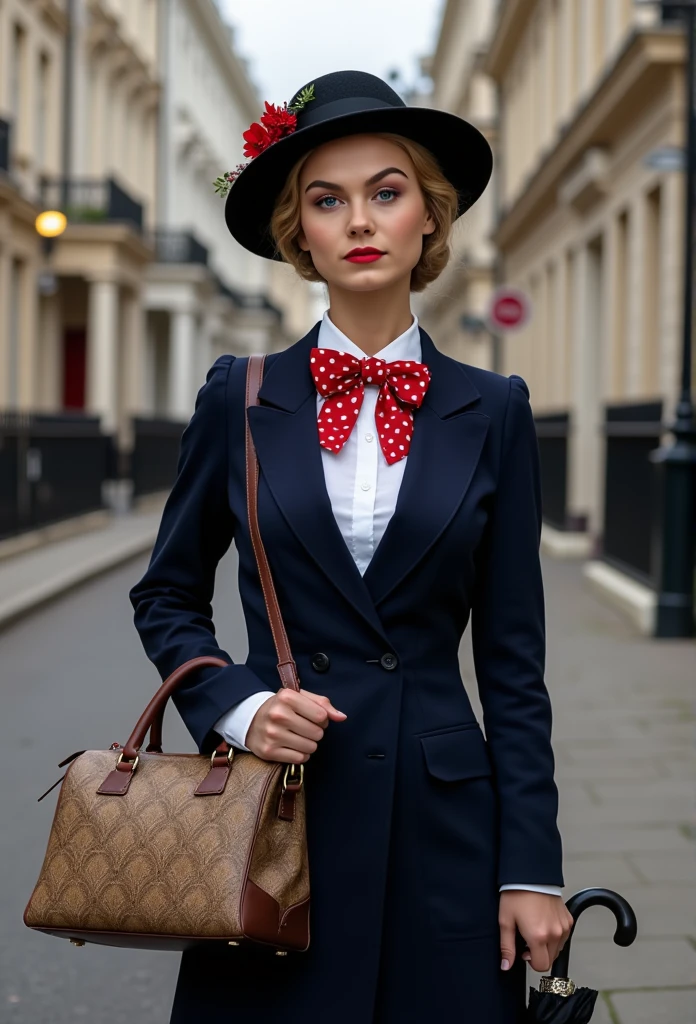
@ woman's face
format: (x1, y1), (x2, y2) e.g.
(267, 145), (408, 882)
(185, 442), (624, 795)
(296, 134), (435, 292)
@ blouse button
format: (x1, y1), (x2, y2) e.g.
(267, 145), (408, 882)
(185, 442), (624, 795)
(360, 481), (371, 491)
(365, 432), (374, 442)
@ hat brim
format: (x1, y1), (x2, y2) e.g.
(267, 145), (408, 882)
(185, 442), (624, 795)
(224, 106), (493, 260)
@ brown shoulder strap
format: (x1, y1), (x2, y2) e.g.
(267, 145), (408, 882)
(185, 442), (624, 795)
(245, 355), (300, 692)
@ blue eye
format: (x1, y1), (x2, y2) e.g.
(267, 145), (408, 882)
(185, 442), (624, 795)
(315, 187), (400, 209)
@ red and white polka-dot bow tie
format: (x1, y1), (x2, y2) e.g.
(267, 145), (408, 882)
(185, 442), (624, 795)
(309, 347), (432, 465)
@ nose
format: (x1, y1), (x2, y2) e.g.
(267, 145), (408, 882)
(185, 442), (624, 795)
(347, 200), (376, 237)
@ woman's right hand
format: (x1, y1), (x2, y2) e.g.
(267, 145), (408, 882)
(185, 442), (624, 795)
(245, 687), (347, 763)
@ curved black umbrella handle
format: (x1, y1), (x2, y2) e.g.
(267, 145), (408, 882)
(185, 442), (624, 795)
(551, 887), (638, 979)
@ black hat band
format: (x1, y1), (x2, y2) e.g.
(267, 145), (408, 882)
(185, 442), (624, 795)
(299, 96), (396, 127)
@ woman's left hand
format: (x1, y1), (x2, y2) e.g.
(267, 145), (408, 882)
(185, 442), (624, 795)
(499, 891), (574, 973)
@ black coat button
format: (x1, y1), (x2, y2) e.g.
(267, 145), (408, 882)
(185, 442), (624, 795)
(380, 652), (398, 671)
(311, 652), (330, 673)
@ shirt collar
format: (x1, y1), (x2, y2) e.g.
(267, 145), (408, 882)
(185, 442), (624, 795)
(318, 309), (422, 362)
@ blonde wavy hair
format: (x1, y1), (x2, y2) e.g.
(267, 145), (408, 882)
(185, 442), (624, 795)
(269, 132), (459, 293)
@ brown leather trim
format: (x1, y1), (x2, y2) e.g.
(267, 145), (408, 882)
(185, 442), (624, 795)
(194, 764), (230, 796)
(26, 923), (308, 952)
(241, 880), (310, 951)
(96, 767), (134, 795)
(277, 787), (296, 822)
(280, 897), (311, 950)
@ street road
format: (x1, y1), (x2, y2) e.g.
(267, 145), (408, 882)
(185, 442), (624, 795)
(0, 547), (247, 1023)
(2, 543), (695, 1024)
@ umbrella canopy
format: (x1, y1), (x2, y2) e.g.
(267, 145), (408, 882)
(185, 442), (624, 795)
(526, 888), (637, 1023)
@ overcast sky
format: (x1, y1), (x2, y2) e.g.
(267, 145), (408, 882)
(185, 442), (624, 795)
(218, 0), (444, 105)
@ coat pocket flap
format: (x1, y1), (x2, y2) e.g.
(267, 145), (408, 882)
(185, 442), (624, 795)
(420, 726), (492, 782)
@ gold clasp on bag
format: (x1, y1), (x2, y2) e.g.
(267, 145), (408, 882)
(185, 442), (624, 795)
(116, 752), (139, 773)
(211, 747), (235, 768)
(282, 763), (304, 792)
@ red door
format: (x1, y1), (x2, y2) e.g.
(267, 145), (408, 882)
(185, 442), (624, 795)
(63, 328), (86, 409)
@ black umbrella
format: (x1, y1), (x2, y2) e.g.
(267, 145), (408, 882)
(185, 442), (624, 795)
(526, 887), (638, 1022)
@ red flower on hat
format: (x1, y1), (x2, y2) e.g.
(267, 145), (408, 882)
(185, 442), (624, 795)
(261, 101), (298, 142)
(242, 121), (272, 159)
(242, 103), (298, 158)
(214, 84), (316, 198)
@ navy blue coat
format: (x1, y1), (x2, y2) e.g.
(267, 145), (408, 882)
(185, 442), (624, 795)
(129, 321), (564, 1023)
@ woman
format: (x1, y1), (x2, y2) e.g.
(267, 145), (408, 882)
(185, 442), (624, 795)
(129, 70), (572, 1023)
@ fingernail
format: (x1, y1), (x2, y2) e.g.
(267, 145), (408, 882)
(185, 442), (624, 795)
(500, 959), (510, 971)
(522, 953), (531, 961)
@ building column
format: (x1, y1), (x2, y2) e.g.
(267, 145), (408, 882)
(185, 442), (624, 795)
(37, 291), (62, 411)
(0, 239), (11, 408)
(18, 254), (38, 411)
(121, 286), (146, 448)
(660, 168), (684, 411)
(625, 196), (645, 397)
(87, 277), (119, 432)
(567, 242), (604, 536)
(168, 307), (196, 420)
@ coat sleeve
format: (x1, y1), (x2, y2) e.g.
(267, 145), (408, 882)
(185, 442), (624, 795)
(129, 355), (275, 753)
(470, 374), (564, 889)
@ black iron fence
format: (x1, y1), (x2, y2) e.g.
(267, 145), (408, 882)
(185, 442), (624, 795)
(601, 401), (663, 585)
(0, 117), (10, 173)
(534, 412), (570, 530)
(39, 176), (144, 231)
(0, 412), (110, 540)
(131, 418), (186, 498)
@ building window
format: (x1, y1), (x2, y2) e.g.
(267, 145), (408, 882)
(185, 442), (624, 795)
(11, 23), (27, 129)
(36, 52), (50, 171)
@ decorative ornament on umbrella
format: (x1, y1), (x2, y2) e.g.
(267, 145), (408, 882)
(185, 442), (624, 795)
(526, 888), (637, 1022)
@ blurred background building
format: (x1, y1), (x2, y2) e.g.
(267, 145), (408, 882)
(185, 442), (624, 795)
(419, 0), (694, 633)
(0, 0), (319, 531)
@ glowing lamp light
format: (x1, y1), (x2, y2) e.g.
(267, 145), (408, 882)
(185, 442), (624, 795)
(35, 210), (67, 238)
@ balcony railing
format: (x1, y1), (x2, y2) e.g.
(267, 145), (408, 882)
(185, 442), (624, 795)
(152, 229), (209, 265)
(39, 176), (144, 230)
(0, 118), (10, 173)
(215, 273), (282, 319)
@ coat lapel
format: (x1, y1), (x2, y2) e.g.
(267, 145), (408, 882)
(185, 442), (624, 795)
(361, 328), (490, 606)
(247, 323), (389, 643)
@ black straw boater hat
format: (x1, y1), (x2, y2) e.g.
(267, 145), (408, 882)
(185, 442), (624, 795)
(219, 70), (493, 261)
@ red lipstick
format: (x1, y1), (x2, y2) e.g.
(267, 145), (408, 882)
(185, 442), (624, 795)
(344, 246), (386, 263)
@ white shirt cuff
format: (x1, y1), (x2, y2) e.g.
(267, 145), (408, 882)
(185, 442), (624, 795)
(214, 691), (275, 751)
(499, 884), (563, 897)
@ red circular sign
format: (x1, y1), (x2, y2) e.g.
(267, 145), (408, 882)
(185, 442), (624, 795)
(488, 288), (530, 331)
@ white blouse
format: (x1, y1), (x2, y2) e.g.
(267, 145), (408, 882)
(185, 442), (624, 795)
(214, 309), (562, 898)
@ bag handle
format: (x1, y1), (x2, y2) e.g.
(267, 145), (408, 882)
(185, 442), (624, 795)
(122, 656), (230, 761)
(141, 354), (299, 759)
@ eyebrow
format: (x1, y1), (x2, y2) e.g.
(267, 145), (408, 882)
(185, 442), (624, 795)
(304, 166), (409, 193)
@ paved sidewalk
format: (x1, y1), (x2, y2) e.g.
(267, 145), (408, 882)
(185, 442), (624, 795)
(0, 504), (163, 629)
(461, 556), (696, 1023)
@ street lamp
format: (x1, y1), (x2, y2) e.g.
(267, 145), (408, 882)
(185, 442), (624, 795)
(35, 209), (67, 297)
(642, 0), (696, 637)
